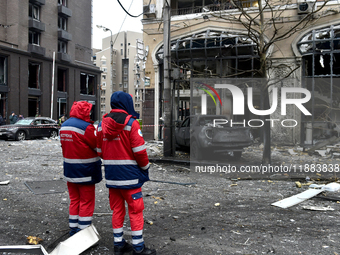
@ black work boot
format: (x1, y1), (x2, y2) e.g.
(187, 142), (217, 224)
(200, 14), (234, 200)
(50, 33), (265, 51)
(133, 246), (156, 255)
(114, 242), (133, 255)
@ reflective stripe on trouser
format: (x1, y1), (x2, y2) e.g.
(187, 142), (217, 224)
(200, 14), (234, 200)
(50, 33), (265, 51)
(132, 230), (144, 251)
(67, 182), (95, 229)
(109, 188), (145, 249)
(69, 215), (79, 228)
(113, 227), (125, 247)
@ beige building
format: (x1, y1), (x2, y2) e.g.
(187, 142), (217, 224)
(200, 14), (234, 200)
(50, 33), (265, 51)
(94, 31), (143, 119)
(141, 0), (340, 144)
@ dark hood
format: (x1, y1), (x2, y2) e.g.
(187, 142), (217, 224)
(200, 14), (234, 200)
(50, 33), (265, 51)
(110, 91), (140, 119)
(69, 101), (93, 122)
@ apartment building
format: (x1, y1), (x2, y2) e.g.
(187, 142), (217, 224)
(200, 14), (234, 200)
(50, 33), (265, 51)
(95, 31), (143, 118)
(141, 0), (340, 144)
(0, 0), (101, 122)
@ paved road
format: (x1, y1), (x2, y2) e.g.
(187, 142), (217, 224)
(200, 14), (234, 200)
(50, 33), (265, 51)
(0, 139), (340, 254)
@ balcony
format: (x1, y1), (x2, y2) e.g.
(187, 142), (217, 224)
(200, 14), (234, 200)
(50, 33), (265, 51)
(28, 44), (45, 56)
(58, 52), (71, 62)
(29, 0), (45, 5)
(58, 5), (72, 17)
(171, 1), (258, 16)
(58, 30), (72, 41)
(28, 19), (45, 32)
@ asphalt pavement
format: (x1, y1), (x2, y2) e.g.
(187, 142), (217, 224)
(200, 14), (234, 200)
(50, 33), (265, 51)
(1, 139), (340, 255)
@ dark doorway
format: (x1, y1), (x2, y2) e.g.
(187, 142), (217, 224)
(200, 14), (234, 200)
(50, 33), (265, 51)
(28, 97), (40, 117)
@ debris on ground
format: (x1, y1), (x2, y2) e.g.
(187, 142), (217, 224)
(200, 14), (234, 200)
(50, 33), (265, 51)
(302, 205), (334, 211)
(0, 225), (100, 255)
(0, 180), (10, 185)
(27, 236), (43, 245)
(272, 182), (340, 209)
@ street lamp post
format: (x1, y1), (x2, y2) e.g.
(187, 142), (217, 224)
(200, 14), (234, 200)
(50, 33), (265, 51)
(96, 25), (114, 94)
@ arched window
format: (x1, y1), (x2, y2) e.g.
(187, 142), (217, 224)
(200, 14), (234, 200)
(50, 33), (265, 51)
(298, 24), (340, 144)
(156, 30), (260, 79)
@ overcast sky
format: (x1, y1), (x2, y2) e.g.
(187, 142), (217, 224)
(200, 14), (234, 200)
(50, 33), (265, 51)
(92, 0), (143, 49)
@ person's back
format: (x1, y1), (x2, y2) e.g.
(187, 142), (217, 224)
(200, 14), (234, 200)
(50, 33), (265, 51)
(59, 101), (102, 236)
(97, 91), (156, 255)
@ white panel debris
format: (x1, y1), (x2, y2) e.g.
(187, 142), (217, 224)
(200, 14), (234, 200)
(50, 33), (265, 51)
(0, 225), (100, 255)
(271, 189), (324, 209)
(272, 182), (340, 209)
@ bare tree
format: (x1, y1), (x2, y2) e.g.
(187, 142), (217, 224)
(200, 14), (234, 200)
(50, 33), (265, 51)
(210, 0), (334, 163)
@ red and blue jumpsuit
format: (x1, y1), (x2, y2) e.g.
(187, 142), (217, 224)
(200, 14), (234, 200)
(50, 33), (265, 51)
(97, 93), (149, 252)
(60, 101), (102, 236)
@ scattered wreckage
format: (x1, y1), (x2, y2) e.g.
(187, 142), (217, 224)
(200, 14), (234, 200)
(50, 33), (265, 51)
(0, 224), (100, 255)
(272, 182), (340, 209)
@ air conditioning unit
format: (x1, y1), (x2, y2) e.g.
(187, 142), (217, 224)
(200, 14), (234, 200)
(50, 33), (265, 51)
(143, 4), (156, 18)
(297, 0), (315, 14)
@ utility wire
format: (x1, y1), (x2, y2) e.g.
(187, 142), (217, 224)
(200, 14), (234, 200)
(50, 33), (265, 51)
(117, 0), (152, 18)
(112, 0), (134, 46)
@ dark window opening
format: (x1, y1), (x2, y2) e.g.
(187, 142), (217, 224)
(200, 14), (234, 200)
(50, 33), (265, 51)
(29, 31), (40, 45)
(29, 3), (40, 20)
(80, 73), (95, 95)
(58, 40), (67, 53)
(58, 0), (67, 7)
(0, 92), (7, 120)
(58, 16), (67, 30)
(28, 97), (40, 117)
(57, 69), (67, 92)
(0, 56), (7, 85)
(314, 54), (331, 76)
(28, 63), (40, 89)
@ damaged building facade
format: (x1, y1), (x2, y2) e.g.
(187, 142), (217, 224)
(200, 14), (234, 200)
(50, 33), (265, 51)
(141, 0), (340, 145)
(0, 0), (101, 122)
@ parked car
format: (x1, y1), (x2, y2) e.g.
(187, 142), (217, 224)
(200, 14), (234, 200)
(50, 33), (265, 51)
(175, 115), (253, 160)
(0, 117), (59, 141)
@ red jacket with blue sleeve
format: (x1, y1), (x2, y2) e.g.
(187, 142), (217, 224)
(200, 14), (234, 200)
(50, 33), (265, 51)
(60, 101), (102, 185)
(97, 109), (149, 189)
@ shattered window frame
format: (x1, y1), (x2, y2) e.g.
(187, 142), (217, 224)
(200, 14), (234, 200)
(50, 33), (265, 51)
(80, 72), (95, 96)
(156, 29), (260, 78)
(57, 68), (67, 92)
(298, 24), (340, 145)
(28, 62), (41, 89)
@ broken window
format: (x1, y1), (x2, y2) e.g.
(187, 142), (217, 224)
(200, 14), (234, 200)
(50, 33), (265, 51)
(29, 3), (40, 20)
(58, 40), (67, 53)
(0, 56), (7, 85)
(28, 63), (40, 89)
(58, 16), (67, 30)
(157, 29), (259, 78)
(58, 0), (67, 6)
(299, 24), (340, 144)
(80, 73), (95, 95)
(29, 31), (40, 45)
(57, 68), (67, 92)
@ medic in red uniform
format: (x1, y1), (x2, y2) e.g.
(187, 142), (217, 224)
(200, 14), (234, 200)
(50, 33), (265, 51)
(60, 101), (102, 236)
(97, 92), (156, 255)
